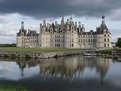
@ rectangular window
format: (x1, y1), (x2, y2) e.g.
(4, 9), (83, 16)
(72, 39), (73, 42)
(104, 43), (106, 47)
(83, 39), (85, 42)
(104, 34), (106, 37)
(104, 38), (106, 42)
(88, 39), (90, 42)
(93, 39), (95, 42)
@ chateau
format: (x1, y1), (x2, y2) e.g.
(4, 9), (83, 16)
(16, 16), (112, 49)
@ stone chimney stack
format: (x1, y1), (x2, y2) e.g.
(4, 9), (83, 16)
(61, 17), (64, 25)
(70, 17), (72, 24)
(43, 20), (46, 26)
(82, 24), (85, 32)
(67, 19), (69, 24)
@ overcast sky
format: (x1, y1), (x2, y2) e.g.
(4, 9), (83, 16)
(0, 0), (121, 43)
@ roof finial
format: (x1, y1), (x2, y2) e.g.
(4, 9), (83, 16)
(102, 16), (105, 24)
(21, 21), (24, 29)
(102, 16), (105, 19)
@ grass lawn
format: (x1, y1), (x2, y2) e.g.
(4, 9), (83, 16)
(0, 84), (27, 91)
(101, 49), (112, 54)
(0, 47), (81, 53)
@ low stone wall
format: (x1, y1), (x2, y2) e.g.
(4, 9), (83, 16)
(0, 51), (80, 59)
(111, 49), (121, 61)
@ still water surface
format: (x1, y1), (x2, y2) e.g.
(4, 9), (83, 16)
(0, 56), (121, 91)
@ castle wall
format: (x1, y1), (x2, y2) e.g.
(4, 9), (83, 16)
(16, 36), (23, 47)
(96, 34), (104, 49)
(16, 17), (112, 49)
(40, 33), (51, 48)
(79, 34), (96, 49)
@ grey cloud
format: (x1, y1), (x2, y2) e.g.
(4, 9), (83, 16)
(110, 29), (121, 42)
(0, 34), (14, 36)
(0, 0), (121, 19)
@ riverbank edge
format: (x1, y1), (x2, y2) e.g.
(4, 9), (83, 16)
(96, 49), (121, 62)
(0, 48), (121, 61)
(0, 51), (120, 62)
(0, 51), (81, 59)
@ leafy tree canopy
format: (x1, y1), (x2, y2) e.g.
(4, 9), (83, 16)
(0, 43), (16, 47)
(116, 38), (121, 47)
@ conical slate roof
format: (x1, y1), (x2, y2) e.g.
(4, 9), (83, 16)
(100, 22), (108, 30)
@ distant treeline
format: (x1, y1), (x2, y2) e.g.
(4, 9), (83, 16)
(0, 43), (16, 47)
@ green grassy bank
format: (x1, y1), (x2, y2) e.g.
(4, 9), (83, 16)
(0, 47), (81, 53)
(100, 49), (112, 54)
(0, 84), (27, 91)
(100, 48), (121, 55)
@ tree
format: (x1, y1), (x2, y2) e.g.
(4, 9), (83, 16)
(116, 38), (121, 47)
(0, 43), (16, 47)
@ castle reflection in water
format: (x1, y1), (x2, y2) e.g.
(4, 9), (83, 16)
(16, 56), (111, 81)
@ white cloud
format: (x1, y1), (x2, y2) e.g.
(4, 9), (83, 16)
(0, 13), (121, 43)
(0, 35), (15, 44)
(110, 29), (121, 42)
(0, 13), (40, 43)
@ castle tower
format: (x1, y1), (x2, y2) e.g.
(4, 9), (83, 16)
(78, 22), (81, 32)
(82, 24), (85, 32)
(42, 20), (46, 32)
(100, 16), (108, 31)
(43, 20), (46, 26)
(40, 23), (42, 33)
(61, 17), (64, 25)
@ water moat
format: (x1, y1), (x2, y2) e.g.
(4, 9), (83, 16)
(0, 56), (121, 91)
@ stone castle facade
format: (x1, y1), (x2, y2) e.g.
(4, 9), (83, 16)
(16, 16), (112, 49)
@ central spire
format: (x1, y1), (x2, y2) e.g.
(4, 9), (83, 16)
(100, 16), (108, 31)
